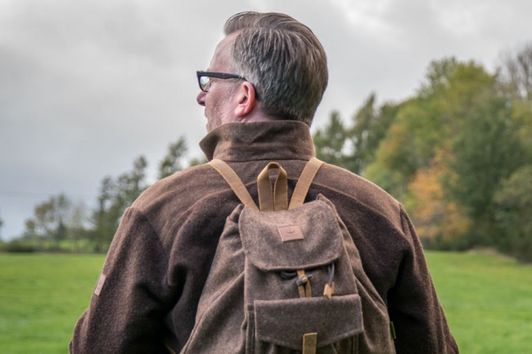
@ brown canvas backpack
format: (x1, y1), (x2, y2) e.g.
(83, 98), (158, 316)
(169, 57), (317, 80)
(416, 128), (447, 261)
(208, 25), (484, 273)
(179, 158), (396, 354)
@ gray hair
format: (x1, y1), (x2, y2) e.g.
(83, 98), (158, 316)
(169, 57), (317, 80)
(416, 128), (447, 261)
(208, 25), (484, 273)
(224, 12), (328, 126)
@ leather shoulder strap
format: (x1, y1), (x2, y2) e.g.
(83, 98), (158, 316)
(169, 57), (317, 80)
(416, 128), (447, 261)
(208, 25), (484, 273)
(288, 158), (324, 209)
(209, 159), (258, 210)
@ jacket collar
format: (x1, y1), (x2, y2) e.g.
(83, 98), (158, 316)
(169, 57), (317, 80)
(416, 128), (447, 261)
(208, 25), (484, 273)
(199, 121), (315, 162)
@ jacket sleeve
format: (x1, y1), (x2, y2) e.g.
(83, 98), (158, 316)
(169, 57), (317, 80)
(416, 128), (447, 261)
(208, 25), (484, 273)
(70, 207), (173, 354)
(389, 206), (459, 354)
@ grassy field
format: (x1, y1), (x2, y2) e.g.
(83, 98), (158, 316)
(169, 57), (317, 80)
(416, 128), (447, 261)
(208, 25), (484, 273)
(428, 250), (532, 353)
(0, 251), (531, 353)
(0, 254), (103, 354)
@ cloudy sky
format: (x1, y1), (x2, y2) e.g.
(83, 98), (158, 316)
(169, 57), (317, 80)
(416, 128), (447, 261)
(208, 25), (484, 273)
(1, 0), (531, 239)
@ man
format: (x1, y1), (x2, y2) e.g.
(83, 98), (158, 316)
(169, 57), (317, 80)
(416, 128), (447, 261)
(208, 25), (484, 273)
(71, 11), (458, 353)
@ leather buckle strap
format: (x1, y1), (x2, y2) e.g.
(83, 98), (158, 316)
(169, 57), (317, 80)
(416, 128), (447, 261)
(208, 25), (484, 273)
(257, 162), (288, 211)
(302, 332), (318, 354)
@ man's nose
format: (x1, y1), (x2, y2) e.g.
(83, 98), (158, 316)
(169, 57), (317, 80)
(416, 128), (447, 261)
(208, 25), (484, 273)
(196, 91), (206, 106)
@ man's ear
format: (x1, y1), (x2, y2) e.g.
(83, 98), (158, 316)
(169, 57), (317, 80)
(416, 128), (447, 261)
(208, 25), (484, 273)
(234, 81), (257, 117)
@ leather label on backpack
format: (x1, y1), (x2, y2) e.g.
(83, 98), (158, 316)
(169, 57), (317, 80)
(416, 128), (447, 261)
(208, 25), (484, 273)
(278, 225), (304, 242)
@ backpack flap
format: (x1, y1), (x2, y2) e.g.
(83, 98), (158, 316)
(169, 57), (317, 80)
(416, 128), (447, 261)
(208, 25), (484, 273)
(239, 200), (343, 270)
(254, 294), (363, 349)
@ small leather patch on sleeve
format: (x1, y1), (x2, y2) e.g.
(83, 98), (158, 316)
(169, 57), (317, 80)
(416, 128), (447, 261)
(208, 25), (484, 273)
(94, 274), (107, 296)
(278, 225), (304, 242)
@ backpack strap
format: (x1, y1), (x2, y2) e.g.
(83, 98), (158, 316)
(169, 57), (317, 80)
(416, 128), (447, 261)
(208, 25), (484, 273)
(257, 162), (288, 211)
(209, 159), (259, 210)
(288, 158), (324, 209)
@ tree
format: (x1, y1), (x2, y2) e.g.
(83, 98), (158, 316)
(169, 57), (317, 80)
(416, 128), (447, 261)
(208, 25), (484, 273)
(127, 156), (148, 201)
(313, 98), (398, 175)
(445, 91), (524, 246)
(52, 194), (71, 243)
(407, 149), (469, 249)
(159, 137), (187, 179)
(501, 43), (532, 100)
(314, 111), (349, 168)
(364, 57), (529, 254)
(346, 94), (398, 174)
(188, 156), (208, 166)
(364, 100), (423, 197)
(90, 156), (149, 252)
(21, 193), (75, 249)
(494, 165), (532, 261)
(488, 43), (532, 259)
(91, 176), (115, 252)
(347, 94), (377, 172)
(500, 43), (532, 169)
(0, 216), (3, 241)
(66, 201), (88, 252)
(33, 198), (56, 238)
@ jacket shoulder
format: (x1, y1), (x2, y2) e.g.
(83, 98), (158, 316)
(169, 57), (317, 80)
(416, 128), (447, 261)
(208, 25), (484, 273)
(130, 164), (223, 229)
(315, 163), (403, 229)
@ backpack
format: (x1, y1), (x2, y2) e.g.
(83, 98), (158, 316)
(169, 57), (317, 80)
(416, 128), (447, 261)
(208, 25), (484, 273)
(179, 158), (396, 354)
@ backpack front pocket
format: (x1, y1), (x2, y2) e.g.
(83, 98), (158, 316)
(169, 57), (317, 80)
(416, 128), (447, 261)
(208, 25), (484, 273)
(250, 294), (363, 354)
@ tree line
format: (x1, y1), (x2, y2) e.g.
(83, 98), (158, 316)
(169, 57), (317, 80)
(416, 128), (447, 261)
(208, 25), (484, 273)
(314, 44), (531, 261)
(1, 137), (199, 253)
(2, 44), (530, 261)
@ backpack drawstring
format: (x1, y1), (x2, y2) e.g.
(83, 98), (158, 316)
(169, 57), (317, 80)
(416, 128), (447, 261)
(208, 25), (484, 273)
(279, 263), (336, 299)
(296, 270), (313, 298)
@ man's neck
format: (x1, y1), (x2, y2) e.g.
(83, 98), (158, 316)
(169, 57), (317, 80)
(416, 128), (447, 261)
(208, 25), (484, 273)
(240, 110), (278, 124)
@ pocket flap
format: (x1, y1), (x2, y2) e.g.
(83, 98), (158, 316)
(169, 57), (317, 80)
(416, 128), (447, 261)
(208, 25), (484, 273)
(239, 200), (343, 270)
(254, 294), (363, 349)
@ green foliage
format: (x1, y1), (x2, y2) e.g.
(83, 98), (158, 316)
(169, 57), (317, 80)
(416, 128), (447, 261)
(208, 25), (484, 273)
(494, 165), (532, 261)
(445, 92), (524, 245)
(362, 54), (532, 259)
(159, 137), (187, 179)
(511, 100), (532, 156)
(366, 58), (499, 198)
(347, 94), (398, 173)
(313, 53), (530, 259)
(500, 43), (532, 100)
(314, 53), (532, 259)
(313, 96), (399, 174)
(365, 100), (425, 197)
(20, 194), (88, 251)
(188, 156), (208, 166)
(90, 176), (118, 252)
(314, 111), (348, 168)
(90, 156), (148, 252)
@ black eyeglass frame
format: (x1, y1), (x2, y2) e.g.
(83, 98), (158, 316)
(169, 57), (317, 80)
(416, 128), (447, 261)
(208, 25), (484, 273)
(196, 71), (247, 92)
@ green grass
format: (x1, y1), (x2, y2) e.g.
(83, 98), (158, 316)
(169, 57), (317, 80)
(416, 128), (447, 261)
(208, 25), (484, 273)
(0, 251), (531, 353)
(428, 250), (532, 354)
(0, 254), (104, 354)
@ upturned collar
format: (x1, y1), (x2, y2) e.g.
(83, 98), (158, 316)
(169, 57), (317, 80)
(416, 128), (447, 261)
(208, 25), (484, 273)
(199, 121), (315, 162)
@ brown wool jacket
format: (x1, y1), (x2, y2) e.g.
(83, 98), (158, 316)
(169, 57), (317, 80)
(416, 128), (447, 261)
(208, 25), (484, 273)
(70, 121), (459, 354)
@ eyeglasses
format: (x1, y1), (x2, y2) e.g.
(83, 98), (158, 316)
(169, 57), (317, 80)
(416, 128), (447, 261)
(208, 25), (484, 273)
(196, 71), (246, 92)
